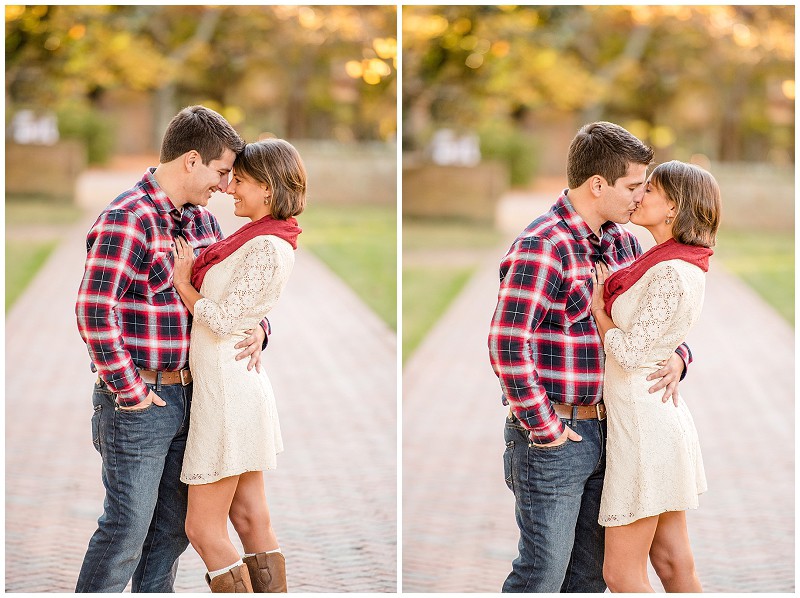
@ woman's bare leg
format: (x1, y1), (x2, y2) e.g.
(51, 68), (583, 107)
(185, 476), (242, 571)
(229, 471), (279, 553)
(649, 510), (702, 592)
(604, 515), (659, 592)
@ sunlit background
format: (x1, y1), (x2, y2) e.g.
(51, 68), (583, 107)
(402, 5), (794, 593)
(7, 4), (397, 327)
(6, 5), (398, 593)
(403, 4), (794, 358)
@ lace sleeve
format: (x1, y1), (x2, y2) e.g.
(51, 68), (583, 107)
(194, 238), (276, 336)
(604, 264), (683, 372)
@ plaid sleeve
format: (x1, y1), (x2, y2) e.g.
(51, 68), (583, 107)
(675, 342), (692, 380)
(75, 209), (149, 406)
(488, 236), (566, 443)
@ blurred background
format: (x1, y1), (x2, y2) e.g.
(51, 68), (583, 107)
(7, 4), (397, 325)
(6, 5), (397, 592)
(402, 5), (794, 593)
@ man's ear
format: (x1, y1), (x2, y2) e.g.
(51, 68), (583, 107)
(183, 150), (200, 173)
(589, 175), (604, 198)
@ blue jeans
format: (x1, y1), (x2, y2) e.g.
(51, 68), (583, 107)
(76, 378), (192, 592)
(502, 412), (607, 593)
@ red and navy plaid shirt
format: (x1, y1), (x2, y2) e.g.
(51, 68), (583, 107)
(76, 169), (225, 406)
(489, 192), (691, 444)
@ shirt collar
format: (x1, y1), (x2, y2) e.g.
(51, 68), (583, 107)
(555, 190), (617, 244)
(140, 167), (190, 219)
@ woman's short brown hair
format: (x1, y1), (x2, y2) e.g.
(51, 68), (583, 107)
(649, 160), (721, 248)
(234, 139), (307, 220)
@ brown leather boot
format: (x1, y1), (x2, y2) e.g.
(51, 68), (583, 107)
(243, 551), (287, 592)
(205, 563), (254, 593)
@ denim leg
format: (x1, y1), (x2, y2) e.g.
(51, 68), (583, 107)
(502, 417), (605, 593)
(76, 381), (188, 593)
(561, 419), (607, 593)
(133, 384), (192, 592)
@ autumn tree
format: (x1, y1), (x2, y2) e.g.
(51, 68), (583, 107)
(403, 5), (794, 166)
(6, 5), (397, 158)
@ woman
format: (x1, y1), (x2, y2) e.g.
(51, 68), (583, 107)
(591, 160), (720, 593)
(172, 139), (305, 593)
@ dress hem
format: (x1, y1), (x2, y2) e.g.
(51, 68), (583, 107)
(599, 492), (706, 528)
(181, 462), (281, 486)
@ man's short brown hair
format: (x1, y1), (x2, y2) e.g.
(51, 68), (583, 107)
(159, 105), (245, 164)
(567, 122), (654, 189)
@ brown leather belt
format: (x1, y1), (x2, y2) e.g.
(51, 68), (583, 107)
(552, 402), (606, 420)
(138, 368), (192, 386)
(509, 403), (606, 422)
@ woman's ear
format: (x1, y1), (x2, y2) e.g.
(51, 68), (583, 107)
(667, 201), (677, 217)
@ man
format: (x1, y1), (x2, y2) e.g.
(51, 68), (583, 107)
(488, 122), (691, 592)
(75, 105), (268, 592)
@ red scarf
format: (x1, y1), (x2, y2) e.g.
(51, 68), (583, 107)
(603, 238), (712, 317)
(191, 215), (301, 290)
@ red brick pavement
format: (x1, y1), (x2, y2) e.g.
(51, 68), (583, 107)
(6, 172), (397, 592)
(402, 191), (794, 592)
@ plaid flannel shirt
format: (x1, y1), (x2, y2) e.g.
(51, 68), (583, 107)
(76, 169), (265, 406)
(488, 192), (691, 444)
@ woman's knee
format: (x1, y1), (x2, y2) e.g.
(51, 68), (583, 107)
(184, 512), (226, 552)
(603, 561), (649, 593)
(602, 561), (625, 592)
(184, 513), (205, 547)
(230, 504), (270, 537)
(650, 548), (696, 583)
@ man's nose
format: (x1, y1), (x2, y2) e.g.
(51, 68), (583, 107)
(217, 175), (230, 192)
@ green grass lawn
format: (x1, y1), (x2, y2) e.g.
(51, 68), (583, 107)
(6, 198), (84, 313)
(5, 239), (59, 312)
(299, 203), (397, 330)
(6, 199), (84, 227)
(403, 218), (504, 361)
(714, 228), (794, 324)
(403, 265), (475, 360)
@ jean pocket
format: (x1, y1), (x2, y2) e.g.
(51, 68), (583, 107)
(503, 440), (515, 492)
(116, 402), (155, 414)
(91, 404), (102, 454)
(528, 438), (572, 457)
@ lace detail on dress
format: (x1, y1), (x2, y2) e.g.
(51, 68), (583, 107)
(598, 260), (708, 527)
(604, 264), (683, 372)
(194, 239), (278, 336)
(180, 236), (293, 485)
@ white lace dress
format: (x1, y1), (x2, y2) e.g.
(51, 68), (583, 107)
(599, 259), (708, 527)
(181, 235), (294, 485)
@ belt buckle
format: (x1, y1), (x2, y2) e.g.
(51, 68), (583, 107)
(596, 403), (605, 420)
(180, 369), (191, 386)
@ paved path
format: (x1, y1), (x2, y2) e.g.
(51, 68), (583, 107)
(403, 191), (794, 592)
(6, 169), (397, 592)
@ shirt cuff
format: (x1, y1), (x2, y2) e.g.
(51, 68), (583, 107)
(260, 318), (271, 350)
(675, 344), (692, 381)
(527, 416), (566, 445)
(115, 381), (149, 407)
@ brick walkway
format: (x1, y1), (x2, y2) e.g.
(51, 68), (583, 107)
(6, 169), (397, 592)
(403, 191), (794, 592)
